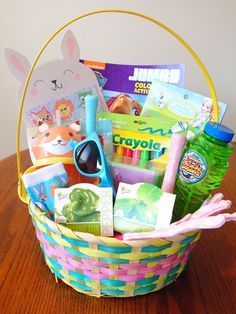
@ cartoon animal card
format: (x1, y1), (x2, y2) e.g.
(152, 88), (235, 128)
(27, 121), (81, 163)
(5, 29), (108, 128)
(5, 30), (109, 164)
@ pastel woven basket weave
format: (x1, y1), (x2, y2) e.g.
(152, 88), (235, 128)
(30, 202), (200, 297)
(17, 10), (219, 297)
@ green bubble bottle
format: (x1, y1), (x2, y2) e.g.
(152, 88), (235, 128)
(172, 122), (234, 221)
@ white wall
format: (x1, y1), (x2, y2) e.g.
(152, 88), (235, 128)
(1, 0), (236, 160)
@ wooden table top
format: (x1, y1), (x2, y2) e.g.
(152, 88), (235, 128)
(0, 147), (235, 314)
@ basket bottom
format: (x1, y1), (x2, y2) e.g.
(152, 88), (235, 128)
(30, 201), (200, 298)
(43, 252), (189, 298)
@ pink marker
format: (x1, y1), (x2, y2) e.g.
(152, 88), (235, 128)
(132, 150), (141, 166)
(132, 150), (141, 159)
(161, 133), (186, 193)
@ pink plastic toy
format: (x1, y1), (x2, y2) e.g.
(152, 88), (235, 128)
(123, 193), (235, 241)
(161, 133), (186, 193)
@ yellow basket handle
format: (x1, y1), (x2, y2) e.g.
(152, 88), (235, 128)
(17, 9), (219, 201)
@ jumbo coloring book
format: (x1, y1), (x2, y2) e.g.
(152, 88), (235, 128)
(81, 60), (185, 114)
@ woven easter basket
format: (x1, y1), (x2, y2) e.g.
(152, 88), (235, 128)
(17, 10), (220, 298)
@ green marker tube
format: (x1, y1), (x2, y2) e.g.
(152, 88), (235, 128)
(140, 150), (150, 161)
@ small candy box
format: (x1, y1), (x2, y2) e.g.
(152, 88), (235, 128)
(54, 183), (113, 236)
(114, 182), (176, 234)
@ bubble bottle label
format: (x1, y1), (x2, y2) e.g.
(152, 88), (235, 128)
(178, 150), (207, 184)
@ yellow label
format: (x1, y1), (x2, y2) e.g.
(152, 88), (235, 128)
(112, 128), (170, 151)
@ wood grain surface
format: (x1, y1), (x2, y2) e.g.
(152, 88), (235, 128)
(0, 146), (235, 314)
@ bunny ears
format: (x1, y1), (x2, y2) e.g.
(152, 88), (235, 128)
(61, 29), (80, 62)
(5, 30), (81, 82)
(4, 48), (30, 82)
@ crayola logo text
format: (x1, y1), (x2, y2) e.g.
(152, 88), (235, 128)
(113, 134), (161, 150)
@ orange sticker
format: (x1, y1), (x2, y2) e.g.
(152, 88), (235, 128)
(83, 60), (106, 70)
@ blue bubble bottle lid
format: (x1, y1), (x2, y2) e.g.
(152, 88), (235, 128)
(204, 122), (234, 143)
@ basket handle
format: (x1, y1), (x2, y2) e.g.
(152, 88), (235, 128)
(17, 9), (219, 201)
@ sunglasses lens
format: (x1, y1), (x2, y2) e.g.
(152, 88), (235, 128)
(75, 141), (102, 174)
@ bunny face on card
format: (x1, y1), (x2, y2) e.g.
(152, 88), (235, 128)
(5, 29), (107, 126)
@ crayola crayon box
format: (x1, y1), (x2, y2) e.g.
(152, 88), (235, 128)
(97, 112), (186, 189)
(97, 112), (185, 155)
(108, 155), (166, 191)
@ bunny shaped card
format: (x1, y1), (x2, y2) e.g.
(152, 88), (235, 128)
(5, 29), (107, 127)
(5, 29), (108, 163)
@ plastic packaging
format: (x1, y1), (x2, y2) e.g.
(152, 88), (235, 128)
(172, 122), (234, 221)
(22, 162), (68, 216)
(161, 133), (186, 193)
(113, 182), (175, 234)
(54, 183), (113, 236)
